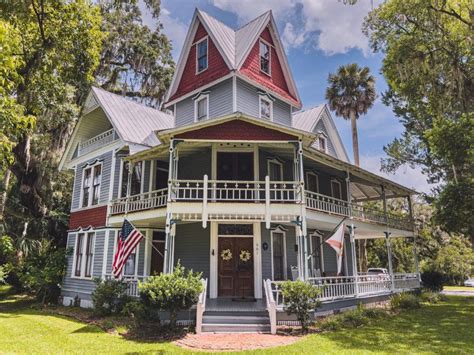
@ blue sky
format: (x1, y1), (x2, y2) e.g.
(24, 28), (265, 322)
(156, 0), (432, 193)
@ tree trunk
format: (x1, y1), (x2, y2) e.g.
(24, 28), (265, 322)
(350, 111), (360, 167)
(0, 169), (11, 222)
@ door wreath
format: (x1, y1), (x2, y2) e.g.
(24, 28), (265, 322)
(220, 249), (232, 261)
(239, 249), (252, 262)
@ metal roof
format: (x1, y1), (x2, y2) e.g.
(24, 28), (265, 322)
(292, 105), (326, 132)
(91, 87), (174, 146)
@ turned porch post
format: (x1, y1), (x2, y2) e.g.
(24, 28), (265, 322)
(297, 140), (309, 280)
(349, 224), (359, 297)
(385, 231), (395, 291)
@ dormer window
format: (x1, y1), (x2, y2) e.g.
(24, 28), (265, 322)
(196, 37), (208, 73)
(259, 96), (272, 120)
(318, 136), (327, 153)
(195, 95), (209, 121)
(260, 40), (271, 75)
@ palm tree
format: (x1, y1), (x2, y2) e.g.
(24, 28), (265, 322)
(325, 63), (376, 272)
(325, 63), (376, 166)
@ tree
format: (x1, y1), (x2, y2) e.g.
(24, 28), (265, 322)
(95, 0), (175, 108)
(363, 0), (473, 244)
(325, 63), (376, 167)
(325, 63), (376, 271)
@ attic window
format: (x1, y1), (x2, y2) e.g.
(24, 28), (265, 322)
(259, 96), (273, 120)
(260, 40), (270, 75)
(196, 37), (208, 73)
(195, 95), (209, 121)
(318, 136), (327, 153)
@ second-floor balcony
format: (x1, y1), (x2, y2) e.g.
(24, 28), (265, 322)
(109, 176), (412, 231)
(78, 128), (117, 157)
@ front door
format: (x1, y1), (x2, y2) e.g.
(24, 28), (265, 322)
(218, 236), (254, 297)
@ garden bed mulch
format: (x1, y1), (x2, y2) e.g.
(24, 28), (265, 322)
(174, 332), (302, 352)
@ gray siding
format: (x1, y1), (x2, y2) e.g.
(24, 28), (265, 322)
(71, 150), (113, 210)
(174, 223), (210, 279)
(112, 154), (125, 199)
(106, 230), (116, 274)
(175, 79), (233, 127)
(236, 79), (292, 126)
(261, 224), (298, 281)
(314, 119), (336, 157)
(177, 148), (212, 180)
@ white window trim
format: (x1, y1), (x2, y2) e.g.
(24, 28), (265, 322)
(259, 95), (273, 121)
(79, 161), (103, 208)
(194, 94), (209, 122)
(72, 231), (95, 280)
(305, 171), (319, 193)
(309, 232), (325, 274)
(267, 158), (283, 181)
(259, 39), (271, 76)
(271, 227), (287, 281)
(318, 135), (328, 153)
(195, 36), (208, 74)
(331, 179), (343, 200)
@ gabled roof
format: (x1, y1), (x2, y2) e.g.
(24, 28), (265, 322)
(293, 104), (350, 162)
(165, 9), (301, 107)
(59, 87), (174, 169)
(91, 87), (174, 145)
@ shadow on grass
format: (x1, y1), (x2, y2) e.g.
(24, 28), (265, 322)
(72, 324), (105, 334)
(317, 297), (474, 354)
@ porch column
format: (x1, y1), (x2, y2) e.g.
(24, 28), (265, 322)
(384, 231), (395, 291)
(349, 224), (359, 297)
(125, 161), (134, 215)
(297, 140), (309, 280)
(413, 235), (421, 282)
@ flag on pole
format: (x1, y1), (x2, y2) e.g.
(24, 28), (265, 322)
(113, 219), (144, 278)
(325, 222), (345, 275)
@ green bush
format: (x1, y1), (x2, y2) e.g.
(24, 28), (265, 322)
(280, 280), (321, 333)
(138, 263), (203, 328)
(420, 291), (447, 304)
(319, 304), (388, 331)
(390, 292), (421, 310)
(421, 269), (445, 292)
(122, 299), (161, 327)
(91, 278), (130, 316)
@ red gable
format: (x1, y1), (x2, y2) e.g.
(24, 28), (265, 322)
(239, 28), (297, 104)
(175, 119), (297, 141)
(171, 23), (230, 101)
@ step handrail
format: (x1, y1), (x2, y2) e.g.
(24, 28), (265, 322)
(195, 278), (208, 334)
(263, 279), (277, 334)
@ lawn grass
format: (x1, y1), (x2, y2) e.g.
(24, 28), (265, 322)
(443, 285), (474, 292)
(0, 291), (473, 354)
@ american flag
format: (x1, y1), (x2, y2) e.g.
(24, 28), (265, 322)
(113, 219), (144, 278)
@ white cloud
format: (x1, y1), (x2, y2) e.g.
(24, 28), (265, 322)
(211, 0), (378, 56)
(160, 8), (188, 60)
(361, 154), (435, 194)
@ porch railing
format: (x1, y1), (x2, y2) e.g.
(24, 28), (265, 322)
(170, 178), (300, 203)
(269, 273), (420, 308)
(104, 274), (147, 297)
(263, 279), (277, 334)
(110, 188), (168, 215)
(78, 128), (117, 156)
(305, 191), (413, 231)
(195, 278), (208, 334)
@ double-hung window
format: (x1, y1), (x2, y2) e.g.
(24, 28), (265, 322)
(318, 136), (327, 153)
(81, 163), (102, 208)
(260, 40), (270, 75)
(271, 229), (287, 281)
(196, 37), (208, 73)
(306, 172), (319, 193)
(331, 179), (342, 200)
(259, 96), (272, 120)
(195, 95), (209, 122)
(73, 232), (94, 278)
(120, 161), (142, 198)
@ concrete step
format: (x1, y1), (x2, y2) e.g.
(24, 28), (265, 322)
(203, 314), (270, 325)
(204, 310), (269, 317)
(201, 323), (271, 333)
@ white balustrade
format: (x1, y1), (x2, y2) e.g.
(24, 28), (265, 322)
(110, 188), (168, 215)
(104, 274), (147, 297)
(305, 190), (412, 231)
(78, 129), (116, 156)
(263, 279), (277, 334)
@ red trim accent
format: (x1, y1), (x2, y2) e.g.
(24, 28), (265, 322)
(239, 28), (299, 106)
(175, 119), (297, 141)
(69, 205), (108, 230)
(170, 22), (230, 101)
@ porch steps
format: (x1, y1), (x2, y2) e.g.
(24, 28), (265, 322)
(202, 311), (271, 333)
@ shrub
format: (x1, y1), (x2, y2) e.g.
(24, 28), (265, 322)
(319, 304), (388, 332)
(390, 292), (421, 310)
(420, 291), (447, 304)
(421, 269), (445, 292)
(91, 278), (130, 316)
(121, 299), (161, 327)
(138, 263), (203, 328)
(280, 280), (321, 333)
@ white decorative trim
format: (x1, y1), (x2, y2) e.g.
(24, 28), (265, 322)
(195, 36), (208, 74)
(270, 226), (287, 281)
(194, 94), (209, 122)
(259, 95), (273, 121)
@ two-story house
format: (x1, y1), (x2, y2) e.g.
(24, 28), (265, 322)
(59, 9), (420, 333)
